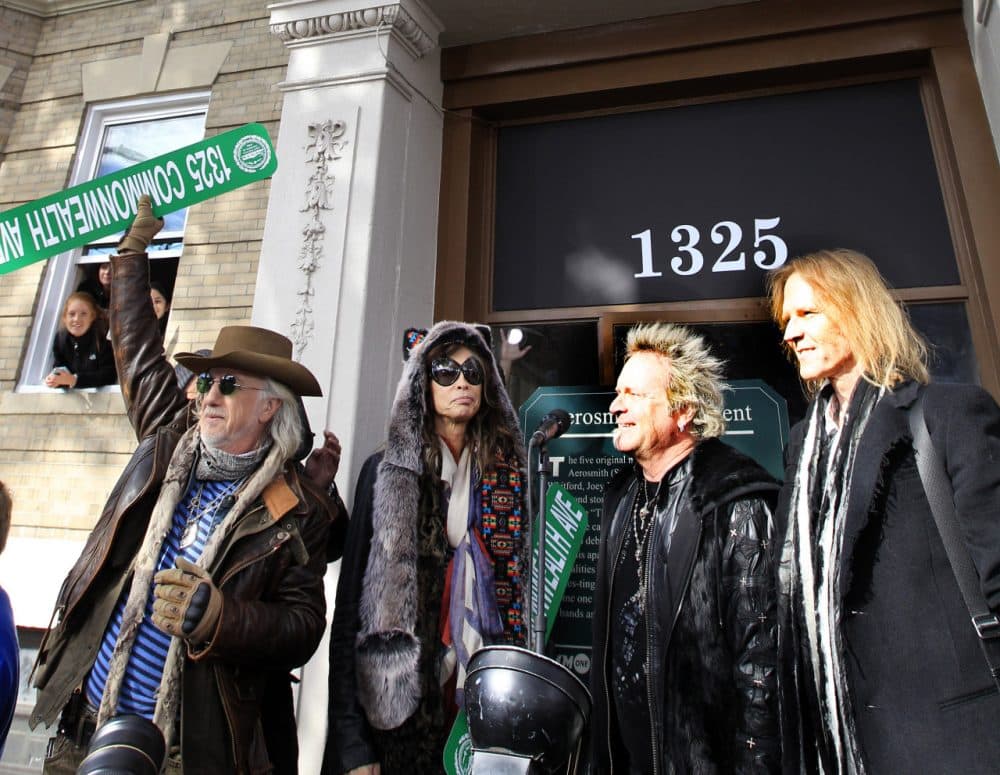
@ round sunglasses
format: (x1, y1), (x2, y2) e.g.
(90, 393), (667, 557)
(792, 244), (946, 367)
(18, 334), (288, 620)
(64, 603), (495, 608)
(196, 373), (266, 396)
(430, 357), (484, 387)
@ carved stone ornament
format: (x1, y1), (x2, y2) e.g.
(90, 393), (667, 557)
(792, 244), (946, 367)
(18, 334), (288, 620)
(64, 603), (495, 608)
(271, 4), (435, 57)
(290, 120), (349, 358)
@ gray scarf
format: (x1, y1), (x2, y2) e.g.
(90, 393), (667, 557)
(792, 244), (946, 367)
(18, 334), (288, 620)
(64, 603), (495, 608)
(196, 439), (271, 481)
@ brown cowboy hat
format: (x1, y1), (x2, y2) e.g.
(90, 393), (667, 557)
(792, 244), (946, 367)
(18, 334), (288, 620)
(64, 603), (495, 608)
(174, 326), (322, 397)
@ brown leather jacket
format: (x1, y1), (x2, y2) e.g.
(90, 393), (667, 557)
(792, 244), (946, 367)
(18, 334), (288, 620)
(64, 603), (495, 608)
(31, 252), (333, 774)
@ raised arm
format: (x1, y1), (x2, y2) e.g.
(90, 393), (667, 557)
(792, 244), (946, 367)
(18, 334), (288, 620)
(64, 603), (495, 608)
(108, 197), (187, 440)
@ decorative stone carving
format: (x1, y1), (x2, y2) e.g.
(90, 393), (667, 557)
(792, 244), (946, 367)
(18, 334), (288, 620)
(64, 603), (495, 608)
(291, 120), (349, 357)
(270, 4), (435, 57)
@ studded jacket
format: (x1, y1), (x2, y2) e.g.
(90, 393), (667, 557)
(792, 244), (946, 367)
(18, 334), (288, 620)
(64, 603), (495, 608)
(590, 438), (781, 774)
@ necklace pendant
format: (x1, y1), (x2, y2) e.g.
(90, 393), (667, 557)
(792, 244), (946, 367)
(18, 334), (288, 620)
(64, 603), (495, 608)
(639, 504), (651, 520)
(179, 519), (199, 550)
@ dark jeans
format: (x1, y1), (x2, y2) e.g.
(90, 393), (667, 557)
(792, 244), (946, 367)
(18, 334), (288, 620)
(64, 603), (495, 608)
(43, 697), (96, 775)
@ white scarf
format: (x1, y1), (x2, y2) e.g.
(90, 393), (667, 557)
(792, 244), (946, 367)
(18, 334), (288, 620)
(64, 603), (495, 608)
(786, 382), (881, 775)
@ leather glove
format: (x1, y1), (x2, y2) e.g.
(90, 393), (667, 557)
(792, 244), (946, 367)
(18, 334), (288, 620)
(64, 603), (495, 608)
(152, 557), (222, 643)
(117, 194), (164, 253)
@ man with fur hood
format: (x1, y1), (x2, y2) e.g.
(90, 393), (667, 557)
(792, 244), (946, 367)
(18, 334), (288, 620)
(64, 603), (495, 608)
(30, 199), (337, 774)
(324, 321), (527, 775)
(591, 322), (781, 774)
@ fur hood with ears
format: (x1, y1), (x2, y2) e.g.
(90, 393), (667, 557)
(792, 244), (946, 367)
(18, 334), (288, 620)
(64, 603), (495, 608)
(355, 321), (527, 730)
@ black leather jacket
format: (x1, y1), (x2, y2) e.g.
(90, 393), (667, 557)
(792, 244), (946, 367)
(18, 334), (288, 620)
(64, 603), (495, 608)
(590, 439), (781, 774)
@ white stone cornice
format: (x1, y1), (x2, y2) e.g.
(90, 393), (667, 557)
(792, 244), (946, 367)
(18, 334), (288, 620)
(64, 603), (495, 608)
(270, 3), (437, 58)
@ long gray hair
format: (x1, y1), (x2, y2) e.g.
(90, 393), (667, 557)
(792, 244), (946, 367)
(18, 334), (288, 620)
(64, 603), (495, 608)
(263, 378), (305, 462)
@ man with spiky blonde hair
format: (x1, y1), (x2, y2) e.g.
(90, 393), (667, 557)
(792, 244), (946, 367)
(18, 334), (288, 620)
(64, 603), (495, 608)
(590, 322), (781, 774)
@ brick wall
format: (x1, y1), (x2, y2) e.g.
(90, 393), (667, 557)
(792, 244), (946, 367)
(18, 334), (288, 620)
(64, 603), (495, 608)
(0, 0), (287, 554)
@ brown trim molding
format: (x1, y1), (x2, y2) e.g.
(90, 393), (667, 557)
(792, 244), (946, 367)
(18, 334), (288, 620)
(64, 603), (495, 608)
(441, 0), (960, 83)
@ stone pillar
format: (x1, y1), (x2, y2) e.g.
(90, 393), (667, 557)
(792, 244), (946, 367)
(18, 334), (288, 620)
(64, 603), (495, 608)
(259, 0), (444, 769)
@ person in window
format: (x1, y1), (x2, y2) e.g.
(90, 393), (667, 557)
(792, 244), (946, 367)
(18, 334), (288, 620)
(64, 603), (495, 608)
(0, 481), (18, 760)
(768, 249), (1000, 773)
(44, 291), (116, 389)
(76, 261), (112, 312)
(149, 282), (170, 339)
(323, 321), (527, 775)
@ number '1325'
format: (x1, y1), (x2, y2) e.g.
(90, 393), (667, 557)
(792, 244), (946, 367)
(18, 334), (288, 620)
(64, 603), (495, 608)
(631, 217), (787, 277)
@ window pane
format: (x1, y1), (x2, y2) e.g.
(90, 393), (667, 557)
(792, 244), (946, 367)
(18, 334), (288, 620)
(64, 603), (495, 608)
(907, 302), (979, 385)
(488, 322), (600, 411)
(92, 113), (206, 238)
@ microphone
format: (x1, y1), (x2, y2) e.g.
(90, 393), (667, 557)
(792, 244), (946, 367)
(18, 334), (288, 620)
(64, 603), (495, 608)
(530, 409), (572, 445)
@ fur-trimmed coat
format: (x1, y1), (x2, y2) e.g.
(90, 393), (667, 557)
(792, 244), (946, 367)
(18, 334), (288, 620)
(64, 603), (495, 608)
(323, 321), (527, 775)
(590, 439), (781, 774)
(31, 252), (334, 775)
(777, 381), (1000, 774)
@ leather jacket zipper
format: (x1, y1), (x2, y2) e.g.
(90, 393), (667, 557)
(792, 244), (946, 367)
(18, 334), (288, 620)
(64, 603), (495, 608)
(604, 481), (637, 773)
(644, 520), (660, 775)
(214, 664), (242, 768)
(656, 516), (701, 775)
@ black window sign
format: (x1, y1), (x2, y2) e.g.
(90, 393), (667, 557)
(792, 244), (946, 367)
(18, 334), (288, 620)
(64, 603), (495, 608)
(519, 381), (789, 678)
(494, 79), (957, 311)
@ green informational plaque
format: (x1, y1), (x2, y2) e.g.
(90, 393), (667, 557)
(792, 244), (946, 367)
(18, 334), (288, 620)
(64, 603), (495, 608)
(0, 123), (277, 275)
(443, 483), (589, 775)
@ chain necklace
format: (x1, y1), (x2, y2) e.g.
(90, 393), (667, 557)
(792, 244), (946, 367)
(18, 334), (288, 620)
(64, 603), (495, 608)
(627, 474), (665, 609)
(632, 475), (664, 564)
(178, 477), (247, 551)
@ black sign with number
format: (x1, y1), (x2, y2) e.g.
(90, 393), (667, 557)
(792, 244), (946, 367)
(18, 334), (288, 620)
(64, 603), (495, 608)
(493, 79), (957, 311)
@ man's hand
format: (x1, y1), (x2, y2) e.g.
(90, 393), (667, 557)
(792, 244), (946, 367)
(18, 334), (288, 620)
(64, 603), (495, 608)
(305, 430), (342, 491)
(152, 557), (222, 643)
(118, 194), (164, 254)
(346, 765), (380, 775)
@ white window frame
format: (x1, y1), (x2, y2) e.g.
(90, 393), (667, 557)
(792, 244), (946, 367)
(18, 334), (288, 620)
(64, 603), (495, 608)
(19, 91), (210, 392)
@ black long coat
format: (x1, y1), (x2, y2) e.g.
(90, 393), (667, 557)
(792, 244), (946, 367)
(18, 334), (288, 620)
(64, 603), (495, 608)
(777, 380), (1000, 774)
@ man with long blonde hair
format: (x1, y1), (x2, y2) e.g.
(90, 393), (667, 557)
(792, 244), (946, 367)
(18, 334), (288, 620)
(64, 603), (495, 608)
(769, 249), (1000, 774)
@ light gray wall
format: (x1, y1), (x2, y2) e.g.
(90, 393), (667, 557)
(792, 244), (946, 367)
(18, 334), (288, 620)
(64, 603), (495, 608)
(966, 0), (1000, 160)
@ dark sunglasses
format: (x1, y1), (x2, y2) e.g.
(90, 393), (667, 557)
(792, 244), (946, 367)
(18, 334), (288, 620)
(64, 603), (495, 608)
(430, 357), (484, 387)
(196, 373), (266, 396)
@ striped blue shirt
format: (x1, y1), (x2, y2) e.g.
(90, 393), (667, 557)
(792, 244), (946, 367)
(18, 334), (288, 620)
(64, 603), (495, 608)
(86, 477), (240, 717)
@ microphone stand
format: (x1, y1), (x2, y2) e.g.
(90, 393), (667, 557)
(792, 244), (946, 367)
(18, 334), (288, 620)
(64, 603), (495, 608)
(463, 424), (591, 775)
(529, 436), (551, 654)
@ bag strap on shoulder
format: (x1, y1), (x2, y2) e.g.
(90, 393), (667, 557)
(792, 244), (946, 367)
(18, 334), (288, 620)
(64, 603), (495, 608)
(908, 390), (1000, 689)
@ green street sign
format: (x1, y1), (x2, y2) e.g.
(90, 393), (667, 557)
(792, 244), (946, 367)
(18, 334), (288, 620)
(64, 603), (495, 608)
(0, 123), (277, 275)
(443, 484), (588, 775)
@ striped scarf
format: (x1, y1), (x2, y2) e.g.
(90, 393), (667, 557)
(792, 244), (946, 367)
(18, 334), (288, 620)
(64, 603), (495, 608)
(781, 381), (881, 775)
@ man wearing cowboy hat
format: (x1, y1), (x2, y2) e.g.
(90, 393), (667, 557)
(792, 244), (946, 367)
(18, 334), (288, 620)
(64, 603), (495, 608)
(30, 199), (337, 774)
